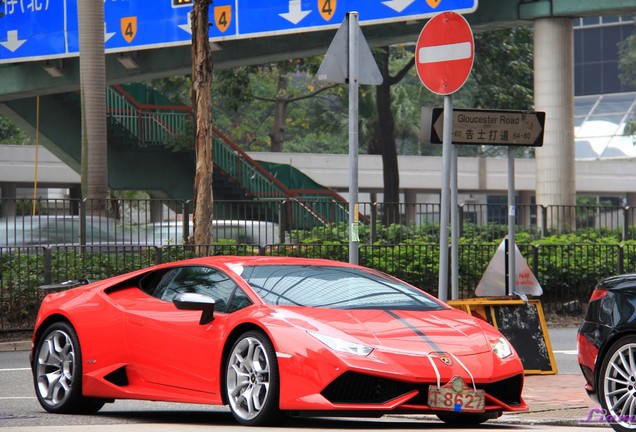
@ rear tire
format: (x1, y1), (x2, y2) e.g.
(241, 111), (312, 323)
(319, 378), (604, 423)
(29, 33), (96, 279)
(598, 335), (636, 432)
(33, 321), (105, 414)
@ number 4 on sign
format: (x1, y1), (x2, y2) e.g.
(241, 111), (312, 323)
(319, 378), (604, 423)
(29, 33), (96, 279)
(121, 17), (137, 43)
(215, 5), (232, 33)
(319, 0), (335, 21)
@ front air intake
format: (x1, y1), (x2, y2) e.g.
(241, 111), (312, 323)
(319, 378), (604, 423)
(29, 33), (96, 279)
(321, 372), (414, 404)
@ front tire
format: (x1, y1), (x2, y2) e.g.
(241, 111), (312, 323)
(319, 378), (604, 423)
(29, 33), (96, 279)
(33, 321), (105, 414)
(598, 335), (636, 431)
(225, 330), (281, 426)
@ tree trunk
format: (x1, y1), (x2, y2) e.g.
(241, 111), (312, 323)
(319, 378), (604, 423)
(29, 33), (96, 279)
(191, 0), (214, 251)
(375, 48), (400, 225)
(77, 0), (108, 214)
(269, 71), (289, 152)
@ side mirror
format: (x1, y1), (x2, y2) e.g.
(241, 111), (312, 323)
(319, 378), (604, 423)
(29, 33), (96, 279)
(173, 292), (216, 325)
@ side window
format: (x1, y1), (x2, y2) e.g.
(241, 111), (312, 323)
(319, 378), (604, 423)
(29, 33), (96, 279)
(143, 266), (248, 313)
(227, 288), (253, 313)
(141, 268), (181, 299)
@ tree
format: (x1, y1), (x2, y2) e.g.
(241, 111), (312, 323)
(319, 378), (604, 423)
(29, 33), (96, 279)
(0, 115), (31, 144)
(369, 46), (415, 225)
(215, 59), (339, 152)
(257, 62), (337, 152)
(469, 26), (534, 111)
(191, 0), (214, 249)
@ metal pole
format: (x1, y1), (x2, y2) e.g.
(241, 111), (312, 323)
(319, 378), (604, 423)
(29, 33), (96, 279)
(348, 12), (360, 265)
(507, 146), (516, 295)
(451, 143), (459, 300)
(438, 95), (453, 302)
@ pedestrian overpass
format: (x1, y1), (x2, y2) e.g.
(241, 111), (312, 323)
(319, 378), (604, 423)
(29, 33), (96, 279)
(0, 0), (632, 102)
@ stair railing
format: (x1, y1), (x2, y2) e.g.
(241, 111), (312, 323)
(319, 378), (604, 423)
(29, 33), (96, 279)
(107, 85), (351, 227)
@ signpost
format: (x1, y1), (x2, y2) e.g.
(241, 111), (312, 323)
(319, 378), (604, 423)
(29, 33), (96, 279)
(1, 0), (478, 64)
(415, 12), (474, 302)
(422, 105), (547, 298)
(317, 13), (382, 265)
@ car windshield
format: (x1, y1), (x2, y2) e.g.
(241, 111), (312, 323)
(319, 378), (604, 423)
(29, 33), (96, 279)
(240, 265), (444, 311)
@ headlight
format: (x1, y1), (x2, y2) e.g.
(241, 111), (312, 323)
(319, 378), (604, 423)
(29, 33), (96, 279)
(492, 336), (513, 359)
(308, 331), (373, 356)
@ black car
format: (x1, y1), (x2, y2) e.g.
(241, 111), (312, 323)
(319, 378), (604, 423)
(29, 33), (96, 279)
(578, 273), (636, 432)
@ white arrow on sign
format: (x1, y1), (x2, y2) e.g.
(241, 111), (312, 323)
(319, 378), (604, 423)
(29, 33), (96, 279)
(178, 13), (193, 34)
(0, 30), (27, 52)
(381, 0), (416, 13)
(279, 0), (311, 25)
(104, 22), (116, 43)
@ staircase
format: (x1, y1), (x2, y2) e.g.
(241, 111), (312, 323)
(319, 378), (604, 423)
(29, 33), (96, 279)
(106, 84), (351, 229)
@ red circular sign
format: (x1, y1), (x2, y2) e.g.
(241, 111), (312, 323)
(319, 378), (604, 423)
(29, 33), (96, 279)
(415, 12), (474, 95)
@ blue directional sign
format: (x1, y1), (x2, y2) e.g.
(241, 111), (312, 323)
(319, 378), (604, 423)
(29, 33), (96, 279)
(0, 0), (236, 63)
(0, 0), (73, 62)
(237, 0), (478, 38)
(0, 0), (476, 64)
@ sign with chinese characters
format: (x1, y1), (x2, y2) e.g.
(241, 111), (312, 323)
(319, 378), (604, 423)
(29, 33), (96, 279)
(428, 108), (545, 147)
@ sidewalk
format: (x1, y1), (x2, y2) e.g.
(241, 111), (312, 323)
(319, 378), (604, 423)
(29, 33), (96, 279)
(500, 373), (600, 427)
(0, 339), (31, 352)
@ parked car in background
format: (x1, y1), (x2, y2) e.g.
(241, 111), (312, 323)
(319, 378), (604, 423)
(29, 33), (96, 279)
(578, 273), (636, 432)
(0, 215), (127, 247)
(144, 220), (283, 247)
(31, 256), (527, 426)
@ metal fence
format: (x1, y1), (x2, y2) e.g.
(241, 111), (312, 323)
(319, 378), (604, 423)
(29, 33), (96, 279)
(3, 198), (636, 245)
(2, 197), (636, 331)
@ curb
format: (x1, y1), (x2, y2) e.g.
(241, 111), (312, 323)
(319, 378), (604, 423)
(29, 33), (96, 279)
(0, 340), (31, 352)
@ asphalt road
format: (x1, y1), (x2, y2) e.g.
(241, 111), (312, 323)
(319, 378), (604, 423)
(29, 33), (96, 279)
(0, 327), (590, 431)
(547, 326), (579, 374)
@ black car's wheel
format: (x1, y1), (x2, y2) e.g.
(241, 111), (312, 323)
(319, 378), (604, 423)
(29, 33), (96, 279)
(225, 330), (281, 426)
(599, 335), (636, 431)
(33, 321), (105, 414)
(436, 411), (497, 425)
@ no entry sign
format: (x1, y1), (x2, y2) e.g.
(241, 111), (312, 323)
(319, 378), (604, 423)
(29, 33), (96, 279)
(415, 12), (474, 95)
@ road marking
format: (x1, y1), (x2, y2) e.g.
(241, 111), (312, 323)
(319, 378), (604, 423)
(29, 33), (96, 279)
(0, 367), (31, 372)
(553, 349), (577, 355)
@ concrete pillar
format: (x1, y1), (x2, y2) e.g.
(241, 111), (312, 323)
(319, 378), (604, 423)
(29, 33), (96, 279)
(404, 189), (417, 225)
(534, 18), (576, 231)
(150, 199), (164, 223)
(0, 182), (17, 218)
(69, 185), (82, 215)
(517, 190), (533, 229)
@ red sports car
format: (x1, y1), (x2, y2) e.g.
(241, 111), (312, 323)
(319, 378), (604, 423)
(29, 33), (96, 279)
(31, 256), (527, 426)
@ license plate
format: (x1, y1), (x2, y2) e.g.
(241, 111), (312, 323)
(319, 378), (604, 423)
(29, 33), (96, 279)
(428, 382), (485, 413)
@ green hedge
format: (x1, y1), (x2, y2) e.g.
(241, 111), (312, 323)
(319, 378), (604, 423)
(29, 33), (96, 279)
(2, 231), (635, 330)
